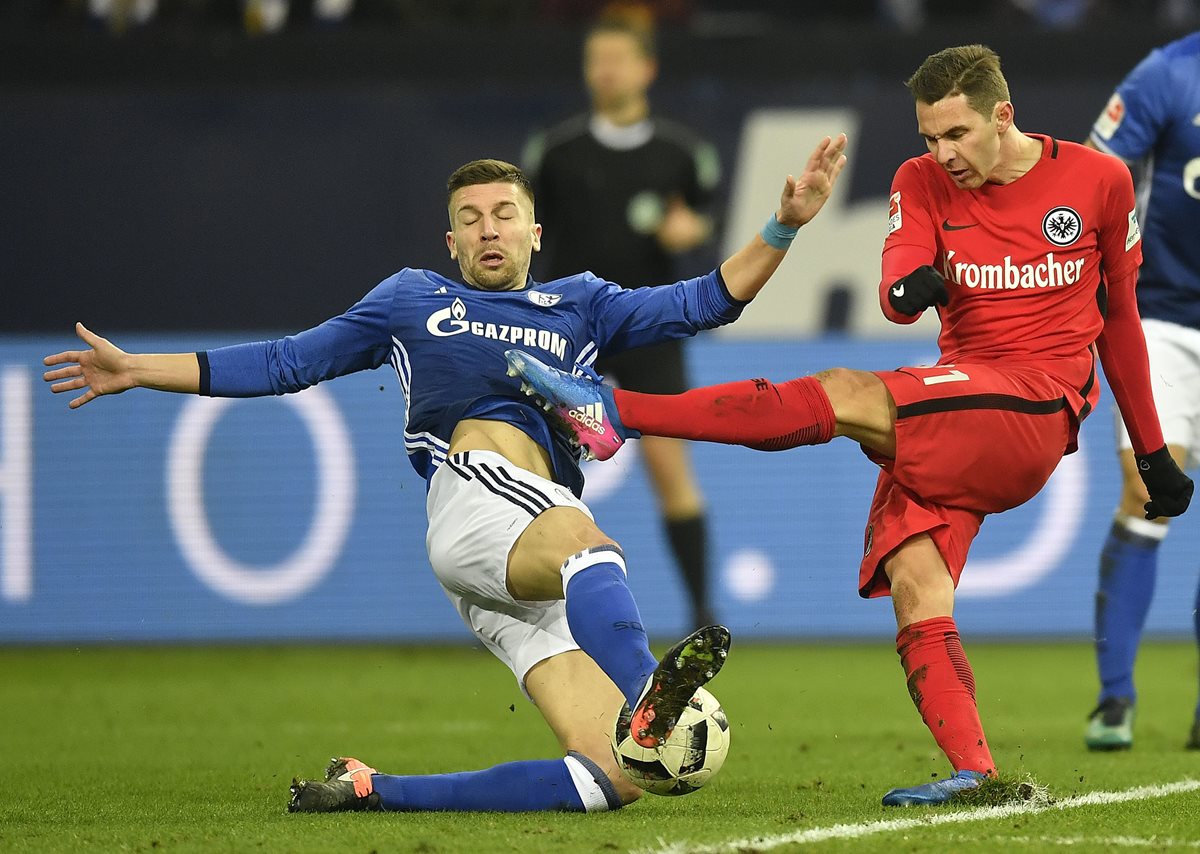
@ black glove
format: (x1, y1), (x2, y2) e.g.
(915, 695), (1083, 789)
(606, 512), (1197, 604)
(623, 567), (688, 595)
(888, 265), (949, 316)
(1137, 446), (1194, 519)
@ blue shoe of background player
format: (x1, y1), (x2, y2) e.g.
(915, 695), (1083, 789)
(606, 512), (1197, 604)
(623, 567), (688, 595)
(1084, 697), (1134, 751)
(503, 349), (638, 461)
(881, 769), (987, 807)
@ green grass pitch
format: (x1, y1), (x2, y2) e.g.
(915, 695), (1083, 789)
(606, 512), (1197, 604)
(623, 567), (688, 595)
(3, 640), (1198, 852)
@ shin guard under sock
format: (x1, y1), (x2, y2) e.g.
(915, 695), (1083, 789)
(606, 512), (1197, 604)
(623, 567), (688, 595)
(896, 616), (995, 774)
(614, 376), (835, 451)
(562, 546), (658, 710)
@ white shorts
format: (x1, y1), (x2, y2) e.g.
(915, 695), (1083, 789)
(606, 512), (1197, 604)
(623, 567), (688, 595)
(425, 449), (593, 694)
(1115, 318), (1200, 468)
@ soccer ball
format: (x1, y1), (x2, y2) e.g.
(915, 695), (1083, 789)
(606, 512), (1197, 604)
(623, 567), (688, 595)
(610, 686), (730, 796)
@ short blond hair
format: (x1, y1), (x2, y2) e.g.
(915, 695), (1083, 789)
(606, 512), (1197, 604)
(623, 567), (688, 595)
(905, 44), (1011, 118)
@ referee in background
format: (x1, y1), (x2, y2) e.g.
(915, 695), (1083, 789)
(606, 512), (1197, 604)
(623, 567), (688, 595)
(523, 5), (721, 629)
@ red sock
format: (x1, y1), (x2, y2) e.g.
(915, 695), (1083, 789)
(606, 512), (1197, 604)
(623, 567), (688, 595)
(613, 376), (835, 450)
(896, 616), (995, 775)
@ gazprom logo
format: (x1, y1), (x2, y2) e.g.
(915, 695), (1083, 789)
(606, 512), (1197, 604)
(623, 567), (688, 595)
(426, 298), (470, 337)
(424, 298), (568, 359)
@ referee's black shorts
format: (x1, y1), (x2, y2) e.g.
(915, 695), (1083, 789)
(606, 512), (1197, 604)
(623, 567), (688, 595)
(596, 339), (690, 395)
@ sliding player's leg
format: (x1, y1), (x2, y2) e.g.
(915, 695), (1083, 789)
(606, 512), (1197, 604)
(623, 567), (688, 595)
(434, 449), (728, 748)
(506, 500), (729, 748)
(290, 514), (728, 814)
(289, 649), (636, 813)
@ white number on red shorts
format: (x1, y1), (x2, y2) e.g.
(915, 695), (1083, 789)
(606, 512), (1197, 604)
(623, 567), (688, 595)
(921, 368), (970, 386)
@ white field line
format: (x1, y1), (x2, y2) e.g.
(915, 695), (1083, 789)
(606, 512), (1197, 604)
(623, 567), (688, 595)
(944, 833), (1200, 848)
(638, 779), (1200, 854)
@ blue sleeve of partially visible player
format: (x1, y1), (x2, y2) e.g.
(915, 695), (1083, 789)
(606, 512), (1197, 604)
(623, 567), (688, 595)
(1091, 47), (1171, 162)
(201, 276), (397, 397)
(586, 268), (746, 354)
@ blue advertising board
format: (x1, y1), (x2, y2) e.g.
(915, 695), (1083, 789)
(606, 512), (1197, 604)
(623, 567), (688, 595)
(2, 336), (1196, 642)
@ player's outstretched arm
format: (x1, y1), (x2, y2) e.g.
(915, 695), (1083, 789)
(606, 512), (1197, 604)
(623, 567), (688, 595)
(720, 133), (847, 302)
(43, 322), (199, 409)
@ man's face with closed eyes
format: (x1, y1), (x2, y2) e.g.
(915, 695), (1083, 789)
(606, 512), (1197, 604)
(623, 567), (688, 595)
(446, 181), (542, 291)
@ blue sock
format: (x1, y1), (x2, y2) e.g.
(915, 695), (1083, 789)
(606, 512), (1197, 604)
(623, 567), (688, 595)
(1094, 516), (1164, 703)
(562, 545), (658, 710)
(370, 753), (620, 812)
(1194, 573), (1200, 722)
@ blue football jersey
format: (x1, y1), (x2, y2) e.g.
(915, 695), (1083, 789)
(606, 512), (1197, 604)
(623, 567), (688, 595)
(200, 267), (743, 496)
(1090, 32), (1200, 329)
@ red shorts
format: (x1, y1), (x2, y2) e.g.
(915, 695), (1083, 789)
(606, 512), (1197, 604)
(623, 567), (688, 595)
(857, 362), (1073, 599)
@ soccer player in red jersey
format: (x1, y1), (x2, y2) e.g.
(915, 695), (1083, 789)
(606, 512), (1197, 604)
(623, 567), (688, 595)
(505, 44), (1195, 806)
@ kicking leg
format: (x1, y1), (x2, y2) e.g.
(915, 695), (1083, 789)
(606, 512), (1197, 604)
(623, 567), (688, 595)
(504, 349), (897, 458)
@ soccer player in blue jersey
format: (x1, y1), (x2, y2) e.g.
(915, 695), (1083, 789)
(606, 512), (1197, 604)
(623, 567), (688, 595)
(42, 137), (847, 813)
(1084, 31), (1200, 752)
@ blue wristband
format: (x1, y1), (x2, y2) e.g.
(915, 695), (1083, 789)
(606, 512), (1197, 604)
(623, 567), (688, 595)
(760, 213), (799, 250)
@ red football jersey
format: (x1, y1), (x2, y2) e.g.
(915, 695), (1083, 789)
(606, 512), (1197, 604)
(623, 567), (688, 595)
(881, 135), (1152, 441)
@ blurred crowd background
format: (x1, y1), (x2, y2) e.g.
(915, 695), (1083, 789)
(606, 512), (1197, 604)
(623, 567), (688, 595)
(3, 0), (1197, 35)
(5, 1), (1196, 335)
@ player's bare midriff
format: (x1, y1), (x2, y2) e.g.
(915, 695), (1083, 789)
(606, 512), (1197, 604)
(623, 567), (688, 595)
(448, 418), (555, 480)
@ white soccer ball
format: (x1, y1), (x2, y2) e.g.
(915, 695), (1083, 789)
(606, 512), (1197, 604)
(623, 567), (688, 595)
(610, 686), (730, 796)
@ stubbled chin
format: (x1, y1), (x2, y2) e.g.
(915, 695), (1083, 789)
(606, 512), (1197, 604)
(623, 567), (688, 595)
(470, 267), (519, 290)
